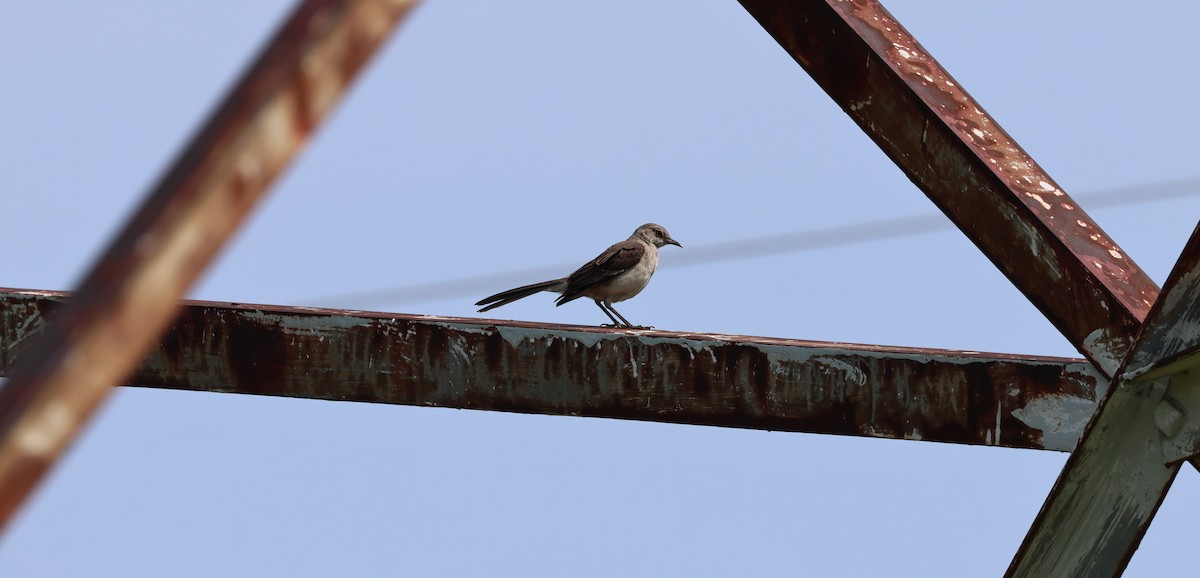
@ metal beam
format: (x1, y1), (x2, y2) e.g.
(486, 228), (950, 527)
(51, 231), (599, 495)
(1123, 224), (1200, 380)
(0, 0), (417, 534)
(736, 0), (1158, 376)
(1, 289), (1104, 452)
(1006, 376), (1177, 577)
(1007, 224), (1200, 577)
(1156, 377), (1200, 465)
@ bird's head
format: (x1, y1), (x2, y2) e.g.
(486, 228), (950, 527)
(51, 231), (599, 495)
(634, 223), (682, 249)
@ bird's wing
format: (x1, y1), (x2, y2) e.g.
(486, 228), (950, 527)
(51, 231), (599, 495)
(558, 240), (645, 303)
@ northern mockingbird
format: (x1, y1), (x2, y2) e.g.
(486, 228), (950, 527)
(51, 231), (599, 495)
(476, 223), (682, 328)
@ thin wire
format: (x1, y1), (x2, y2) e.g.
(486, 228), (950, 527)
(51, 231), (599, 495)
(306, 177), (1200, 309)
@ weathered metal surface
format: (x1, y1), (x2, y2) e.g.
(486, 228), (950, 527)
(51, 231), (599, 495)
(1125, 223), (1200, 379)
(1, 289), (1104, 452)
(1006, 376), (1178, 578)
(1127, 223), (1200, 462)
(737, 0), (1158, 376)
(1157, 376), (1200, 464)
(0, 0), (417, 533)
(1007, 225), (1200, 577)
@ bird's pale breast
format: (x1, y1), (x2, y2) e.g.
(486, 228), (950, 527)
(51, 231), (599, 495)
(603, 246), (658, 303)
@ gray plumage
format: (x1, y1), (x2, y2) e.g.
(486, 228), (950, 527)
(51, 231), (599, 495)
(475, 223), (681, 327)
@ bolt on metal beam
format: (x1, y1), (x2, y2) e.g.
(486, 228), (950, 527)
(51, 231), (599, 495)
(0, 0), (418, 535)
(737, 0), (1159, 377)
(1007, 223), (1200, 577)
(1155, 375), (1200, 464)
(0, 288), (1106, 452)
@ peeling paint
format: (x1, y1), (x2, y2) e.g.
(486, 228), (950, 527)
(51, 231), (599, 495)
(635, 335), (725, 353)
(739, 0), (1159, 377)
(0, 290), (1109, 452)
(1011, 394), (1098, 452)
(1082, 328), (1124, 378)
(1126, 247), (1200, 376)
(812, 356), (867, 386)
(1025, 192), (1053, 211)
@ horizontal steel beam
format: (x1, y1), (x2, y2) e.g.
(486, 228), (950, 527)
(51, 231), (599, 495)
(737, 0), (1158, 377)
(0, 289), (1103, 451)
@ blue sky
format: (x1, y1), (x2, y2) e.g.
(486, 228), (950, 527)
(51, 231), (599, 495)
(2, 1), (1199, 576)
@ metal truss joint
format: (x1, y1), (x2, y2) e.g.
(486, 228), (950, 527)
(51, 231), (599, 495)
(1154, 373), (1200, 464)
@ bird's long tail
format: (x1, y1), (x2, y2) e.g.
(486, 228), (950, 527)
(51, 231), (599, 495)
(476, 278), (567, 312)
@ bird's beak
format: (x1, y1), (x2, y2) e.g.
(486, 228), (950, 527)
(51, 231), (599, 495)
(666, 237), (682, 248)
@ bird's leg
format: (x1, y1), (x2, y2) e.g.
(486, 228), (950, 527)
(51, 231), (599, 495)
(606, 301), (647, 329)
(594, 300), (623, 327)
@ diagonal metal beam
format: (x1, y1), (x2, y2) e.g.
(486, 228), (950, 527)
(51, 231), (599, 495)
(1006, 376), (1177, 577)
(0, 288), (1105, 452)
(1007, 223), (1200, 577)
(0, 0), (417, 534)
(736, 0), (1159, 376)
(734, 3), (1193, 571)
(1123, 225), (1200, 380)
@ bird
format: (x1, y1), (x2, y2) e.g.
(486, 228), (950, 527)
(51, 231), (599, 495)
(475, 223), (682, 328)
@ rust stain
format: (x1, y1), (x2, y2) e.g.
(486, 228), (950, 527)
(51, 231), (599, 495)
(0, 0), (420, 534)
(736, 0), (1159, 377)
(1, 290), (1107, 452)
(837, 0), (1151, 317)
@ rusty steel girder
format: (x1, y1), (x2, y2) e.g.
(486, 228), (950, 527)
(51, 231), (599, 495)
(1008, 224), (1200, 577)
(0, 0), (418, 533)
(0, 289), (1105, 453)
(738, 0), (1159, 377)
(733, 2), (1193, 575)
(0, 0), (1187, 575)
